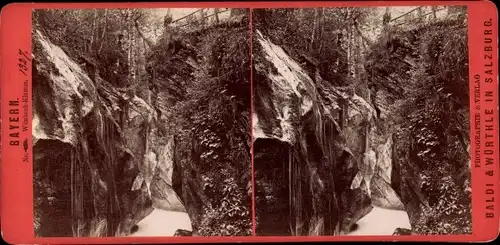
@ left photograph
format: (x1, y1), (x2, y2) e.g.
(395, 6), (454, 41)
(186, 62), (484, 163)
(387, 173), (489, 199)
(32, 8), (251, 237)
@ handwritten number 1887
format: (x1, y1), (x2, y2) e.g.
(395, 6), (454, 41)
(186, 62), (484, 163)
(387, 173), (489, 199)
(18, 49), (30, 76)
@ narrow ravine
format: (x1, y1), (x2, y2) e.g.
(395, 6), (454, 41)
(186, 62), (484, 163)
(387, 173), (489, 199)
(33, 9), (252, 237)
(31, 7), (470, 238)
(252, 7), (470, 236)
(129, 209), (192, 237)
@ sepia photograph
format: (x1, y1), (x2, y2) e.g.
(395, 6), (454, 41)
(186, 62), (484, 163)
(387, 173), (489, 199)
(32, 8), (251, 237)
(252, 6), (471, 236)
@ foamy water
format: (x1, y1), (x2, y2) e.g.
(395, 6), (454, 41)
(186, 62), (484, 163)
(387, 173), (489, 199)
(129, 209), (192, 237)
(348, 206), (411, 235)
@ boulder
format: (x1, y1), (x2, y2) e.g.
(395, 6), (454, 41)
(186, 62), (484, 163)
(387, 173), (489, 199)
(371, 175), (405, 210)
(340, 180), (374, 234)
(393, 228), (412, 235)
(174, 229), (193, 236)
(130, 225), (139, 234)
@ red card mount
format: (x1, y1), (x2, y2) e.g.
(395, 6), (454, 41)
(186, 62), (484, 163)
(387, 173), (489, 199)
(1, 1), (498, 243)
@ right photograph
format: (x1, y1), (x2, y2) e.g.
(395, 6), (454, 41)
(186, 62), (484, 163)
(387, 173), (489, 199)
(252, 6), (471, 236)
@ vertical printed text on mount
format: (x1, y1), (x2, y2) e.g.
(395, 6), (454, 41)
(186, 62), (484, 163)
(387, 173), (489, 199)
(481, 18), (496, 219)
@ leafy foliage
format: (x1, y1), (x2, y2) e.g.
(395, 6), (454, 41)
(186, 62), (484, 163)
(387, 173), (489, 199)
(150, 11), (252, 236)
(368, 12), (471, 234)
(33, 9), (160, 93)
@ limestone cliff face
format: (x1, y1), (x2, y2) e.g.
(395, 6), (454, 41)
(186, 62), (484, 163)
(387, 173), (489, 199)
(33, 29), (155, 237)
(34, 11), (253, 237)
(371, 136), (405, 210)
(253, 30), (403, 236)
(32, 29), (187, 237)
(148, 136), (186, 212)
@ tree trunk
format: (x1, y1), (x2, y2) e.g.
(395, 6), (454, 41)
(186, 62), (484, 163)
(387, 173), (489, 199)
(96, 9), (108, 56)
(418, 7), (424, 23)
(144, 37), (151, 105)
(432, 6), (438, 20)
(214, 8), (220, 24)
(131, 13), (137, 85)
(346, 9), (353, 78)
(354, 27), (361, 82)
(88, 11), (98, 53)
(310, 8), (319, 53)
(127, 9), (132, 86)
(318, 8), (325, 54)
(199, 8), (206, 27)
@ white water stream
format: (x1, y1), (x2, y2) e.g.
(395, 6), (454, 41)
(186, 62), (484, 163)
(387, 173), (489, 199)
(348, 206), (411, 235)
(131, 206), (410, 236)
(128, 209), (192, 237)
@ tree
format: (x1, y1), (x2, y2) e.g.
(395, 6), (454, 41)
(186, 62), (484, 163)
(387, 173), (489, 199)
(214, 8), (220, 24)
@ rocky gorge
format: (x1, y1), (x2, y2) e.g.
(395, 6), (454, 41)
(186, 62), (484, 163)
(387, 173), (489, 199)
(252, 8), (471, 236)
(253, 29), (404, 236)
(31, 7), (471, 238)
(33, 9), (251, 237)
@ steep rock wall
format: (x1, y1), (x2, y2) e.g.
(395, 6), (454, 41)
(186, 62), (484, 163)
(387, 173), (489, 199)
(147, 13), (252, 236)
(33, 13), (253, 237)
(33, 30), (155, 237)
(253, 30), (402, 236)
(367, 18), (471, 234)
